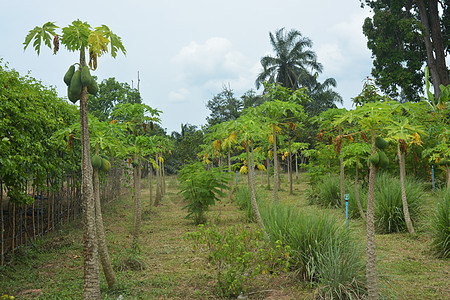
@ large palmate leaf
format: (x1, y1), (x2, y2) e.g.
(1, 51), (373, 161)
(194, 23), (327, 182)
(60, 20), (91, 52)
(23, 22), (58, 55)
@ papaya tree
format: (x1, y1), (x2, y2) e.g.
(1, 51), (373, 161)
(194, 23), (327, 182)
(385, 106), (426, 235)
(335, 100), (392, 300)
(111, 103), (160, 250)
(257, 83), (308, 203)
(24, 20), (125, 299)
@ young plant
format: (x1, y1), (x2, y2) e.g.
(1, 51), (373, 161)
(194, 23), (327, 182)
(178, 162), (228, 224)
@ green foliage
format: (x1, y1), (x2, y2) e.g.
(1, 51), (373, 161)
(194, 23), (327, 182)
(232, 185), (266, 222)
(431, 189), (450, 258)
(374, 173), (425, 233)
(314, 175), (341, 208)
(185, 224), (290, 297)
(260, 203), (366, 298)
(178, 162), (229, 224)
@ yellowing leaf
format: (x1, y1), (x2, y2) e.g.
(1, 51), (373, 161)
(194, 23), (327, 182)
(256, 163), (266, 171)
(239, 165), (248, 174)
(158, 156), (164, 163)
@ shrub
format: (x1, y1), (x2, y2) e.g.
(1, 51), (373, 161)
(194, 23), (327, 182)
(374, 173), (425, 233)
(232, 186), (266, 222)
(431, 189), (450, 258)
(260, 203), (366, 298)
(178, 162), (229, 224)
(185, 224), (290, 297)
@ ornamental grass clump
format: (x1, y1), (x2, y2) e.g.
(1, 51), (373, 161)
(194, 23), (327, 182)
(260, 203), (366, 298)
(431, 188), (450, 258)
(374, 173), (425, 233)
(315, 175), (341, 208)
(232, 186), (266, 222)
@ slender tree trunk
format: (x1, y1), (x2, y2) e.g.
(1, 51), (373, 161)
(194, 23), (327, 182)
(149, 162), (153, 206)
(247, 141), (267, 237)
(266, 155), (271, 189)
(272, 124), (279, 204)
(228, 148), (232, 201)
(339, 127), (345, 207)
(398, 143), (415, 234)
(289, 135), (293, 195)
(355, 157), (366, 221)
(295, 153), (298, 180)
(132, 150), (142, 250)
(162, 161), (166, 195)
(155, 153), (161, 206)
(366, 130), (379, 300)
(447, 165), (450, 189)
(93, 145), (116, 288)
(80, 81), (100, 297)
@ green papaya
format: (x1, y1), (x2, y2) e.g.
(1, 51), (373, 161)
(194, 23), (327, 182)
(69, 70), (82, 100)
(81, 66), (92, 86)
(378, 151), (389, 168)
(370, 152), (380, 166)
(101, 158), (111, 172)
(87, 80), (98, 95)
(63, 65), (75, 86)
(67, 85), (79, 103)
(92, 155), (103, 170)
(375, 137), (387, 150)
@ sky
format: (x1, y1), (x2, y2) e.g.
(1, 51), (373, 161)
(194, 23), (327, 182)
(1, 0), (374, 134)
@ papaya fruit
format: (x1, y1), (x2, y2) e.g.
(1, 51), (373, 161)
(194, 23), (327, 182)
(92, 155), (103, 170)
(101, 158), (111, 172)
(69, 70), (82, 100)
(81, 66), (92, 86)
(67, 85), (79, 103)
(378, 151), (389, 168)
(63, 65), (75, 86)
(375, 137), (387, 150)
(87, 80), (98, 95)
(370, 152), (380, 166)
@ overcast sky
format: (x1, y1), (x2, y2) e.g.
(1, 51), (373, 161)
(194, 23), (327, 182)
(1, 0), (373, 134)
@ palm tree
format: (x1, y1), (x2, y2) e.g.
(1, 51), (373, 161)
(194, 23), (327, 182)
(255, 28), (323, 91)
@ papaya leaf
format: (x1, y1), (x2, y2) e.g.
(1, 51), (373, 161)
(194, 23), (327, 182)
(23, 22), (58, 55)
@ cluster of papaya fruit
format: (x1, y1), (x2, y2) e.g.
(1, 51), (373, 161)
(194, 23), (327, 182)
(369, 137), (389, 169)
(64, 65), (98, 103)
(91, 155), (111, 172)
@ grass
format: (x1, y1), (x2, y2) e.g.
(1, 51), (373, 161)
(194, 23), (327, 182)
(0, 171), (448, 299)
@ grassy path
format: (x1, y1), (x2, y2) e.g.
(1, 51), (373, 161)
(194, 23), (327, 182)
(0, 173), (448, 299)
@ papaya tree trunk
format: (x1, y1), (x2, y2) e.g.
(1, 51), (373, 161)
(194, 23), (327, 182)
(398, 143), (415, 234)
(132, 150), (142, 250)
(155, 153), (161, 206)
(366, 130), (379, 300)
(247, 140), (267, 238)
(80, 80), (100, 298)
(266, 155), (271, 189)
(228, 148), (232, 201)
(295, 152), (298, 180)
(93, 145), (116, 288)
(272, 124), (279, 204)
(162, 161), (166, 195)
(339, 127), (345, 207)
(149, 161), (153, 206)
(355, 157), (366, 221)
(289, 134), (293, 195)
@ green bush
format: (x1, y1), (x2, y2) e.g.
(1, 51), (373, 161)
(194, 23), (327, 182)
(185, 224), (290, 297)
(178, 162), (229, 224)
(232, 186), (266, 222)
(374, 173), (425, 233)
(260, 203), (366, 298)
(431, 189), (450, 258)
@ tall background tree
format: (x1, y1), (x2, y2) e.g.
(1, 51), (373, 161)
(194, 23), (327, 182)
(361, 0), (449, 101)
(255, 28), (323, 91)
(88, 77), (141, 121)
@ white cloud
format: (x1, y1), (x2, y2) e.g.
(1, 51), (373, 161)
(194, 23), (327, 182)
(168, 88), (190, 103)
(172, 37), (254, 89)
